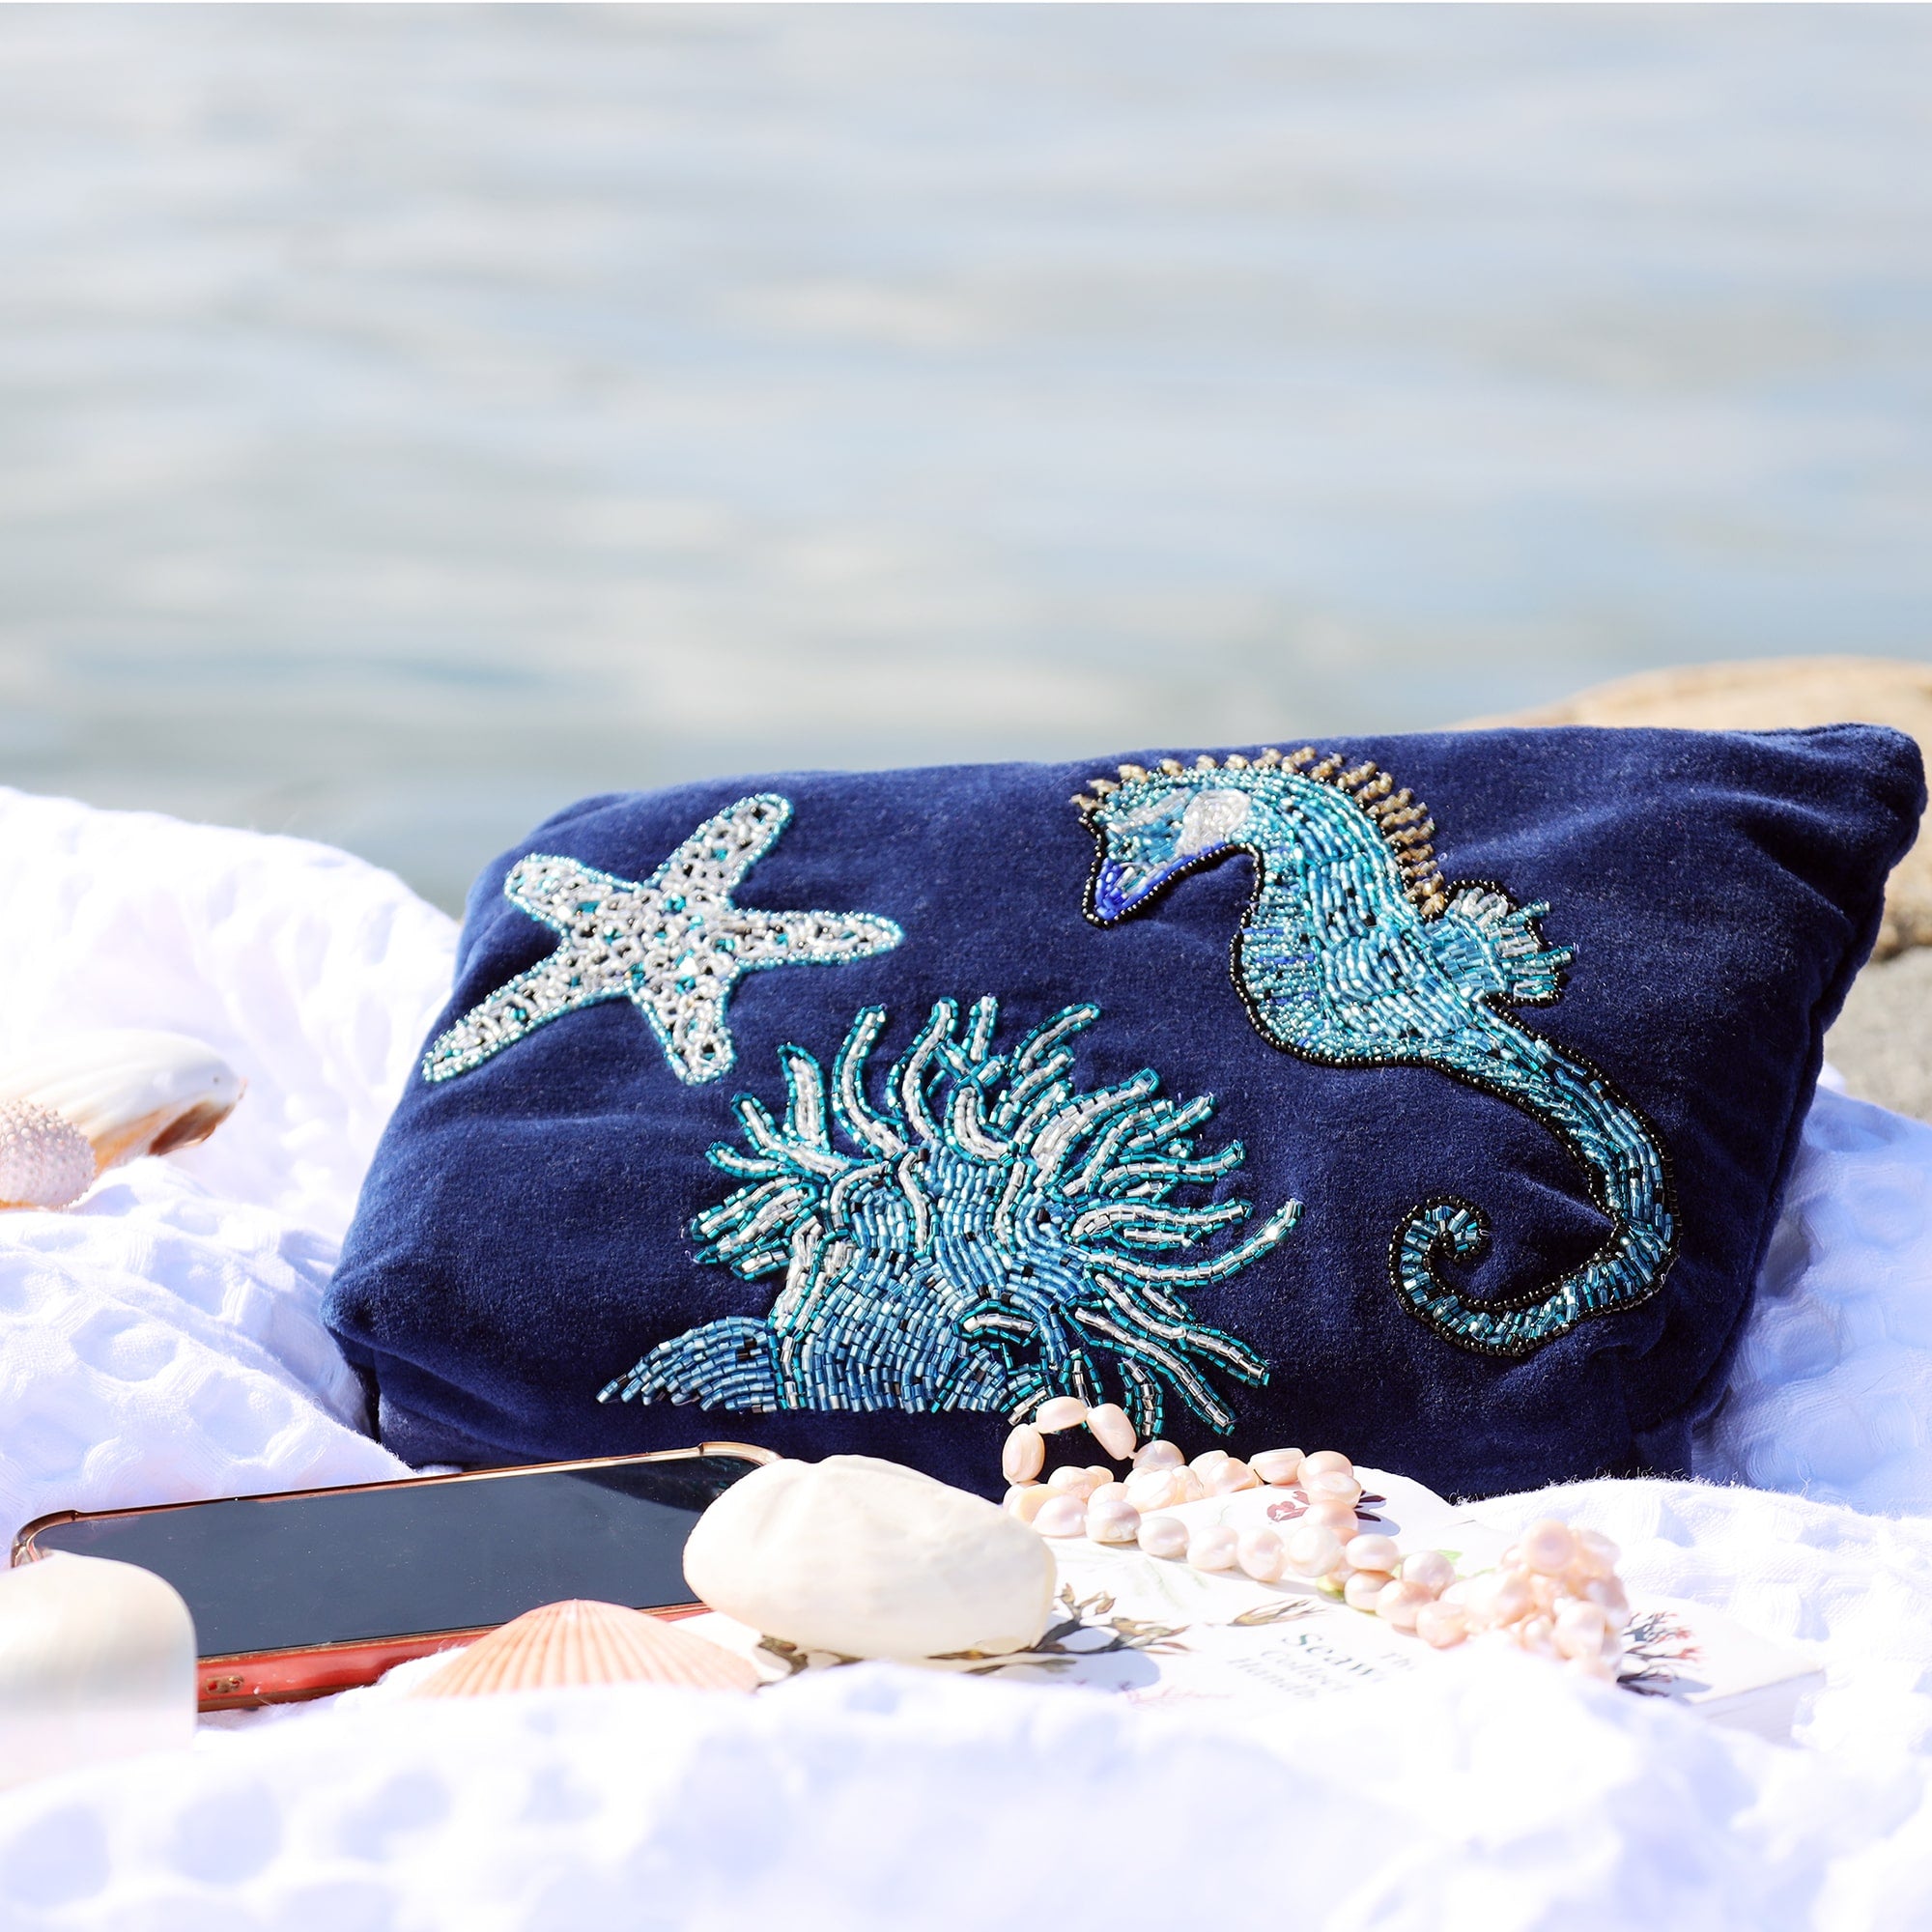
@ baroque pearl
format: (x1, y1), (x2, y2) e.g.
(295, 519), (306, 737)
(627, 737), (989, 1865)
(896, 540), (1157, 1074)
(1003, 1425), (1045, 1484)
(1133, 1438), (1184, 1471)
(1086, 1403), (1137, 1460)
(1302, 1468), (1363, 1506)
(1087, 1498), (1143, 1545)
(1138, 1515), (1189, 1560)
(1189, 1449), (1232, 1479)
(1299, 1450), (1354, 1482)
(1124, 1466), (1184, 1511)
(1088, 1482), (1131, 1511)
(1553, 1600), (1610, 1660)
(1187, 1525), (1238, 1572)
(1236, 1528), (1285, 1582)
(1344, 1534), (1400, 1575)
(1400, 1549), (1455, 1598)
(1415, 1600), (1468, 1649)
(1285, 1524), (1345, 1577)
(1034, 1494), (1090, 1538)
(1520, 1519), (1576, 1576)
(1303, 1499), (1361, 1539)
(1004, 1484), (1051, 1524)
(1250, 1448), (1303, 1486)
(1343, 1569), (1392, 1612)
(1576, 1528), (1621, 1576)
(1374, 1580), (1430, 1632)
(1035, 1396), (1089, 1434)
(1207, 1459), (1260, 1495)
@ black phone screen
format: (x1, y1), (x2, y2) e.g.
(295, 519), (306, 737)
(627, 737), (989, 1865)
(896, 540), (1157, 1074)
(21, 1455), (759, 1657)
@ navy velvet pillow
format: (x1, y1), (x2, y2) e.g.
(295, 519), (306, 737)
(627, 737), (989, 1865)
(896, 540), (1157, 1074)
(325, 725), (1922, 1500)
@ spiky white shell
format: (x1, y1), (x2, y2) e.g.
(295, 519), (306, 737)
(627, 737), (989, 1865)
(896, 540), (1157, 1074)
(0, 1030), (242, 1208)
(409, 1599), (759, 1699)
(0, 1100), (99, 1209)
(682, 1455), (1059, 1662)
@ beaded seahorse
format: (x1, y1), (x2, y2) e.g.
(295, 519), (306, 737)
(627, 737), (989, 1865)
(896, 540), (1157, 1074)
(1072, 749), (1679, 1356)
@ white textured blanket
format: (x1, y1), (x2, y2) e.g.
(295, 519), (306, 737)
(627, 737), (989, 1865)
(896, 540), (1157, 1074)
(1, 786), (1929, 1929)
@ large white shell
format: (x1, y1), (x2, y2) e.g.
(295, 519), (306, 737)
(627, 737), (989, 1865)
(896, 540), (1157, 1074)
(683, 1455), (1058, 1662)
(0, 1553), (196, 1789)
(0, 1030), (243, 1208)
(411, 1599), (759, 1699)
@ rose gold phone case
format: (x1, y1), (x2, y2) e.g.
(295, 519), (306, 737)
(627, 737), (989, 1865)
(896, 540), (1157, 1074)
(11, 1441), (777, 1711)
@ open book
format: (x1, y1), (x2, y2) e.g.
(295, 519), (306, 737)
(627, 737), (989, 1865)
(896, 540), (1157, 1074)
(695, 1470), (1822, 1743)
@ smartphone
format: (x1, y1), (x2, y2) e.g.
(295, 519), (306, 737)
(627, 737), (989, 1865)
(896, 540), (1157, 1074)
(10, 1443), (775, 1711)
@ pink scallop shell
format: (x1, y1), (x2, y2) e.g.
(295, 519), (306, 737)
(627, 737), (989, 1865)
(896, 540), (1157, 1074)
(410, 1599), (759, 1699)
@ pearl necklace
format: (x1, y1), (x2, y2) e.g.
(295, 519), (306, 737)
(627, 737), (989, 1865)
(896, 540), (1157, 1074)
(1001, 1403), (1629, 1679)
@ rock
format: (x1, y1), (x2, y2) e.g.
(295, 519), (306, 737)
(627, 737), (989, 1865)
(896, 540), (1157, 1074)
(1821, 949), (1932, 1123)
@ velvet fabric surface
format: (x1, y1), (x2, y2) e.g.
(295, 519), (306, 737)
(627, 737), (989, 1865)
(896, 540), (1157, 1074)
(325, 726), (1922, 1499)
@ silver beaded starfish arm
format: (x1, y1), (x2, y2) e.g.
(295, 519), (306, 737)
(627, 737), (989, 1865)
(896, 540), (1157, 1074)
(651, 794), (793, 901)
(419, 856), (648, 1081)
(732, 909), (907, 972)
(421, 794), (905, 1087)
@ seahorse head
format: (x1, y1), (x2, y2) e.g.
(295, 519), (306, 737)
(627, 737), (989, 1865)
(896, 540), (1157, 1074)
(1081, 765), (1259, 921)
(1076, 749), (1452, 925)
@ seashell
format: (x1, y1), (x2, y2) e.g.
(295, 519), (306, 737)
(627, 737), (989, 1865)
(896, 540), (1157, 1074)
(1034, 1396), (1088, 1433)
(411, 1599), (757, 1698)
(1, 1553), (195, 1789)
(682, 1456), (1058, 1662)
(1002, 1425), (1045, 1484)
(0, 1032), (243, 1209)
(1085, 1403), (1136, 1460)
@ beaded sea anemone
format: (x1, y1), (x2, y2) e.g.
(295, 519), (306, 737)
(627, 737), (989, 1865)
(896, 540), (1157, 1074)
(599, 997), (1300, 1434)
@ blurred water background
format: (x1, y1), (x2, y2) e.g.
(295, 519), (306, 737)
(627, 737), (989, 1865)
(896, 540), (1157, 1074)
(0, 4), (1927, 911)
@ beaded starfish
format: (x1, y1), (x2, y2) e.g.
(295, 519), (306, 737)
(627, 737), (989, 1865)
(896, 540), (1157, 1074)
(422, 794), (903, 1086)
